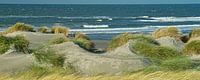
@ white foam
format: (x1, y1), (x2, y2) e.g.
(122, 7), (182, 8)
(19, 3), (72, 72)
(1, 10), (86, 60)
(138, 17), (200, 22)
(82, 25), (109, 28)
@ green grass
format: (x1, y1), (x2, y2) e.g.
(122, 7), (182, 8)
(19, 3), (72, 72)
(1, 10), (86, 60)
(132, 40), (181, 60)
(189, 28), (200, 39)
(73, 38), (95, 50)
(38, 26), (48, 33)
(13, 36), (30, 54)
(33, 46), (65, 67)
(75, 32), (90, 40)
(184, 40), (200, 55)
(5, 22), (34, 33)
(107, 33), (157, 51)
(161, 57), (193, 70)
(49, 36), (69, 45)
(0, 36), (30, 54)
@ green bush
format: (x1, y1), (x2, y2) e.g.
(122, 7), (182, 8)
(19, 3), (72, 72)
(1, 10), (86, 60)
(73, 38), (95, 50)
(34, 46), (65, 67)
(183, 40), (200, 55)
(13, 36), (30, 54)
(5, 22), (34, 33)
(0, 36), (13, 54)
(161, 57), (193, 70)
(107, 33), (157, 51)
(38, 26), (48, 33)
(49, 36), (69, 44)
(133, 41), (180, 60)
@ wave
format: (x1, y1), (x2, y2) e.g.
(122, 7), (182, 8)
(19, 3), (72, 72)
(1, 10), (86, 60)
(82, 25), (109, 28)
(138, 17), (200, 22)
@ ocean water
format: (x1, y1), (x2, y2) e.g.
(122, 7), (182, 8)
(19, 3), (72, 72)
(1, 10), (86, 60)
(0, 4), (200, 40)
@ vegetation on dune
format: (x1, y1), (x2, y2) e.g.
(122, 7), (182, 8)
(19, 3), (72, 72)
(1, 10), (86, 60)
(189, 28), (200, 39)
(49, 36), (69, 44)
(161, 57), (193, 70)
(107, 33), (157, 51)
(38, 26), (48, 33)
(132, 41), (181, 60)
(34, 46), (65, 67)
(51, 26), (69, 36)
(152, 27), (181, 39)
(0, 36), (30, 54)
(183, 40), (200, 55)
(0, 36), (13, 54)
(5, 22), (34, 33)
(13, 36), (30, 54)
(75, 32), (90, 40)
(73, 32), (95, 50)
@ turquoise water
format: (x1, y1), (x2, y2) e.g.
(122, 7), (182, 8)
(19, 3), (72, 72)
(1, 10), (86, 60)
(0, 4), (200, 40)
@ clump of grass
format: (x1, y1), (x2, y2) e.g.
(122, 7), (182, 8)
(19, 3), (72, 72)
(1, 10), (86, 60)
(0, 36), (13, 54)
(189, 28), (200, 39)
(107, 33), (157, 51)
(73, 38), (95, 50)
(34, 46), (65, 67)
(0, 36), (30, 54)
(51, 26), (69, 36)
(183, 40), (200, 55)
(75, 32), (90, 40)
(13, 36), (30, 54)
(5, 22), (34, 33)
(73, 32), (94, 50)
(49, 36), (69, 45)
(161, 57), (193, 70)
(133, 41), (181, 60)
(38, 26), (48, 33)
(152, 27), (181, 39)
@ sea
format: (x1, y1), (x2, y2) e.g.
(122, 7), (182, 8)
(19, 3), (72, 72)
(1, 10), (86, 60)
(0, 4), (200, 40)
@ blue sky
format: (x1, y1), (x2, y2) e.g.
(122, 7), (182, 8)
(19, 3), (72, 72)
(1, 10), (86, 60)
(1, 0), (200, 4)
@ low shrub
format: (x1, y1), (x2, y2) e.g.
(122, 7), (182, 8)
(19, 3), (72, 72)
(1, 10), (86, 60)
(5, 22), (34, 33)
(38, 26), (48, 33)
(133, 41), (180, 60)
(34, 46), (65, 67)
(13, 36), (30, 54)
(107, 33), (157, 51)
(183, 40), (200, 55)
(75, 32), (90, 40)
(189, 28), (200, 39)
(49, 36), (69, 44)
(51, 26), (69, 36)
(73, 38), (95, 50)
(161, 57), (193, 70)
(0, 36), (13, 54)
(152, 27), (181, 39)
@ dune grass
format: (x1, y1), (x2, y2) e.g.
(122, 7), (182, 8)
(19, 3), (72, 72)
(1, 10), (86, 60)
(51, 26), (69, 36)
(5, 22), (34, 33)
(0, 35), (30, 54)
(73, 32), (95, 50)
(1, 70), (200, 80)
(49, 36), (69, 45)
(189, 28), (200, 39)
(183, 40), (200, 55)
(38, 26), (48, 33)
(33, 46), (65, 67)
(152, 27), (181, 39)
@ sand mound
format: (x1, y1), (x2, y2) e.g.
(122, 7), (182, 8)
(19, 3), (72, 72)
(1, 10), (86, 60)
(156, 36), (184, 52)
(5, 32), (65, 49)
(0, 53), (34, 73)
(51, 41), (149, 75)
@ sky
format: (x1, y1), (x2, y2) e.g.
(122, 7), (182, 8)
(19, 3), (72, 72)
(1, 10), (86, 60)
(0, 0), (200, 4)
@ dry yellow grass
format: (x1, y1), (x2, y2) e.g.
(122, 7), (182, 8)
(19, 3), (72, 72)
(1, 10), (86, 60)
(189, 28), (200, 39)
(5, 22), (34, 33)
(1, 71), (200, 80)
(51, 26), (69, 36)
(152, 27), (181, 39)
(38, 26), (48, 33)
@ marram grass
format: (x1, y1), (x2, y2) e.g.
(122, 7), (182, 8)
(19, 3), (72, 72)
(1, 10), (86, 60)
(51, 26), (69, 36)
(1, 71), (200, 80)
(152, 27), (181, 39)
